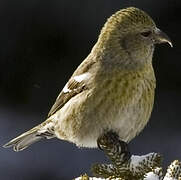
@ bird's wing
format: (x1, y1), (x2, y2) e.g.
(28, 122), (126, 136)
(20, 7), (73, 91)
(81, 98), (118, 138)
(47, 72), (91, 118)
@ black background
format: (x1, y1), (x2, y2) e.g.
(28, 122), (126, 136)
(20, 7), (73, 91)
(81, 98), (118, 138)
(1, 0), (181, 179)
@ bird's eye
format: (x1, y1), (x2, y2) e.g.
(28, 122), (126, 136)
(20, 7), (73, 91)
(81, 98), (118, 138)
(140, 31), (152, 37)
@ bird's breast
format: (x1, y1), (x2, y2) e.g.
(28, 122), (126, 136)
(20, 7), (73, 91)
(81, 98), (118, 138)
(80, 65), (156, 143)
(54, 65), (156, 147)
(98, 67), (156, 142)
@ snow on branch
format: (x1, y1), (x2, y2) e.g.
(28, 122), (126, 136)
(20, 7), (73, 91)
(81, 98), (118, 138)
(75, 153), (181, 180)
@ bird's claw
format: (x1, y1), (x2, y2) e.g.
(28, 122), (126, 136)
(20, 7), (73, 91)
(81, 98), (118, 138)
(97, 131), (131, 167)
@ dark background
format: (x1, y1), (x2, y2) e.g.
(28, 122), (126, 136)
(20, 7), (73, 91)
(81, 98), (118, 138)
(0, 0), (181, 179)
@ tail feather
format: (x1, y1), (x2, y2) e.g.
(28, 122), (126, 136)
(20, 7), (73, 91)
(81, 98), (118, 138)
(3, 126), (43, 151)
(3, 121), (55, 152)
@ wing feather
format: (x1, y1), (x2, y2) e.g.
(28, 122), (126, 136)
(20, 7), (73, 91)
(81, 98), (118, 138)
(48, 76), (87, 117)
(47, 56), (96, 117)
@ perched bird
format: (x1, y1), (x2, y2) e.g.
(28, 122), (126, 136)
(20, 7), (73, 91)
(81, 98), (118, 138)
(3, 7), (172, 163)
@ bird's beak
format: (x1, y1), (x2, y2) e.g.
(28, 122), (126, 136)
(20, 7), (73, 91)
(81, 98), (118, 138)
(154, 28), (173, 47)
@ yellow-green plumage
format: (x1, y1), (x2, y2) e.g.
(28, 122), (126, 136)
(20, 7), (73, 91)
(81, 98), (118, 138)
(3, 7), (172, 151)
(55, 62), (155, 146)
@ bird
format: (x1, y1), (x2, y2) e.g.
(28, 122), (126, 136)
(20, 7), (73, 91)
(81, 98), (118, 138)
(3, 7), (172, 163)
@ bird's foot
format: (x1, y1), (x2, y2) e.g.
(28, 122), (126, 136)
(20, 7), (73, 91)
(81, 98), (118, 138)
(97, 131), (131, 168)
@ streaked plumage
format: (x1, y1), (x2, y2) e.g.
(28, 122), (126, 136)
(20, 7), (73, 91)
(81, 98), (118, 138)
(3, 7), (172, 151)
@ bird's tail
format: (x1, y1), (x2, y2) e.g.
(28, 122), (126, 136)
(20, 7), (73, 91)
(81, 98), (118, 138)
(3, 120), (55, 152)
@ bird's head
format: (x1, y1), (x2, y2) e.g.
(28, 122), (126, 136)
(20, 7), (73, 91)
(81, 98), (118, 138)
(95, 7), (172, 69)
